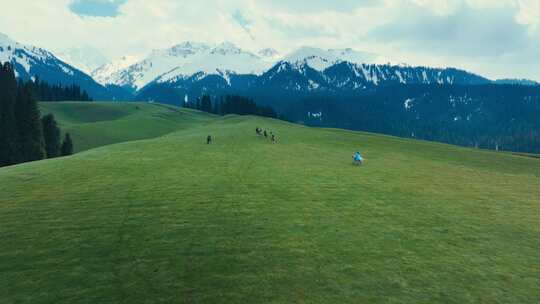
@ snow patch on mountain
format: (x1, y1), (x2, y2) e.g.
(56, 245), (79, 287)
(156, 42), (271, 84)
(283, 46), (377, 71)
(0, 32), (69, 76)
(404, 98), (414, 110)
(91, 55), (141, 86)
(56, 46), (109, 74)
(0, 32), (16, 46)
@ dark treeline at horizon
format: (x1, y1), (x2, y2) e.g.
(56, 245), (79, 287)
(185, 94), (280, 119)
(27, 77), (92, 102)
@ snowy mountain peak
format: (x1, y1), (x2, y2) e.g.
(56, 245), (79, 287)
(0, 34), (58, 76)
(101, 41), (272, 90)
(283, 47), (338, 71)
(328, 48), (377, 63)
(174, 41), (210, 49)
(166, 41), (211, 57)
(0, 32), (16, 46)
(258, 48), (281, 61)
(210, 42), (246, 56)
(91, 55), (141, 85)
(56, 46), (109, 74)
(283, 46), (377, 71)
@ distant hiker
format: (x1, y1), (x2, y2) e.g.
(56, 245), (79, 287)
(263, 130), (268, 138)
(207, 135), (212, 144)
(352, 151), (363, 166)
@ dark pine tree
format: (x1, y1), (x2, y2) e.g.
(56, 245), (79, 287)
(200, 95), (213, 113)
(15, 82), (45, 162)
(195, 97), (201, 111)
(41, 113), (61, 158)
(61, 133), (74, 156)
(0, 63), (19, 166)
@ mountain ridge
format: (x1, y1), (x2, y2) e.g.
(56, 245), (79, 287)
(0, 32), (116, 100)
(2, 32), (539, 103)
(93, 41), (501, 97)
(136, 59), (493, 105)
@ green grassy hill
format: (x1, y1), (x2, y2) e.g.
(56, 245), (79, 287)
(2, 102), (540, 303)
(39, 102), (213, 152)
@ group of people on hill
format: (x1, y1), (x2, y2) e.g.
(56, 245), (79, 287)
(206, 128), (364, 166)
(256, 127), (276, 144)
(205, 128), (277, 145)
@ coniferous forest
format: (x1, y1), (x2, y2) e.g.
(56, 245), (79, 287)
(27, 77), (93, 102)
(0, 63), (74, 167)
(185, 94), (279, 119)
(284, 84), (540, 154)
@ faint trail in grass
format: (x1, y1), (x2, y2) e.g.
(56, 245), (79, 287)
(110, 181), (135, 302)
(110, 153), (164, 301)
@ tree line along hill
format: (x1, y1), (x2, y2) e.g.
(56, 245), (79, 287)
(0, 62), (81, 167)
(184, 94), (279, 119)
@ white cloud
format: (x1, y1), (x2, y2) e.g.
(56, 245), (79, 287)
(516, 0), (540, 32)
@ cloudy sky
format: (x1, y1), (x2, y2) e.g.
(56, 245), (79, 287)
(1, 0), (539, 81)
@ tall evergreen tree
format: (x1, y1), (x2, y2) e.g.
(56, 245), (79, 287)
(61, 133), (74, 156)
(15, 82), (45, 162)
(0, 63), (19, 166)
(41, 113), (61, 158)
(200, 95), (213, 113)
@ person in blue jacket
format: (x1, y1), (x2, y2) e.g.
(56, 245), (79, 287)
(352, 151), (363, 166)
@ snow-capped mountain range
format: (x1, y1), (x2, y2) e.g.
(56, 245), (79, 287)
(0, 32), (111, 100)
(1, 31), (538, 103)
(91, 42), (281, 90)
(135, 58), (492, 106)
(91, 42), (383, 91)
(91, 40), (496, 98)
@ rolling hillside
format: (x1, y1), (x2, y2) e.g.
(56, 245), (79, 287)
(1, 103), (540, 303)
(39, 102), (213, 152)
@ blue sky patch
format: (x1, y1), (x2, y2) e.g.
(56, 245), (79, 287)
(69, 0), (127, 18)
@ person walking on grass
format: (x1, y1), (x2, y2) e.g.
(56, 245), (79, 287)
(207, 135), (213, 144)
(352, 151), (363, 166)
